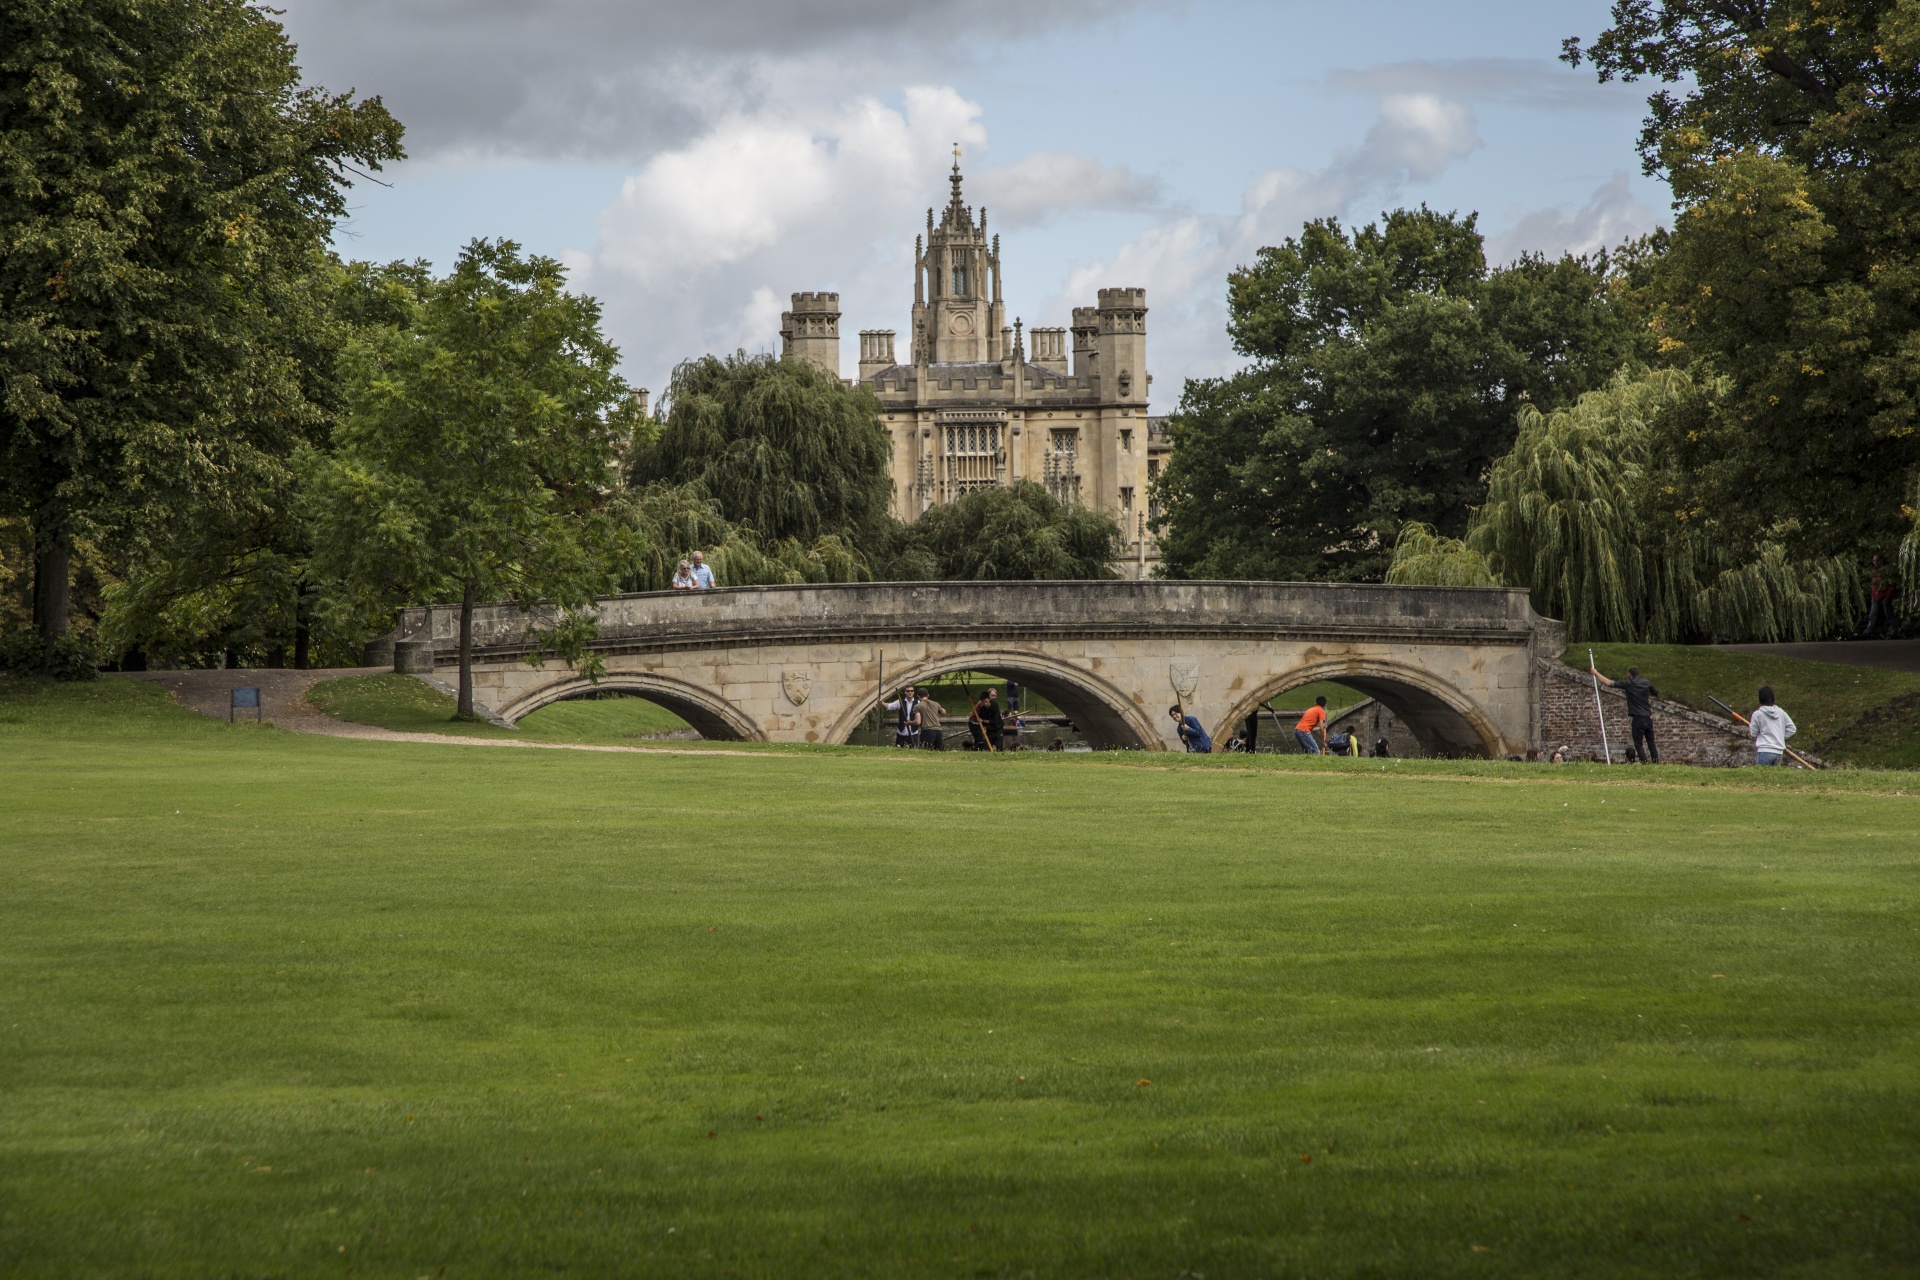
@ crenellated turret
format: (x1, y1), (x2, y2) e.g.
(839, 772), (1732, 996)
(780, 292), (842, 377)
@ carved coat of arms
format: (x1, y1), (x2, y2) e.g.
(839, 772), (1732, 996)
(1169, 663), (1200, 702)
(781, 669), (812, 706)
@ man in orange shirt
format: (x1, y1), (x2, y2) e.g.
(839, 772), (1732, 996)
(1295, 696), (1330, 755)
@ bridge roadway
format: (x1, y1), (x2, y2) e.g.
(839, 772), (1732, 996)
(376, 581), (1567, 756)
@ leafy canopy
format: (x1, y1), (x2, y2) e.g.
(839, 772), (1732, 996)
(912, 482), (1123, 581)
(1153, 208), (1653, 582)
(1566, 1), (1920, 561)
(0, 0), (402, 653)
(631, 353), (894, 553)
(1388, 368), (1858, 642)
(302, 241), (637, 715)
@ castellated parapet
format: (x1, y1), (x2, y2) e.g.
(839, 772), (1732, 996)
(780, 292), (841, 376)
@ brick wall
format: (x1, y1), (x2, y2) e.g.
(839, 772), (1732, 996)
(1538, 663), (1761, 766)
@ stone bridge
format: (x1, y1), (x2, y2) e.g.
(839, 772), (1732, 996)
(375, 582), (1567, 756)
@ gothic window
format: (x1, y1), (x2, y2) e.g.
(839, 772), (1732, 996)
(1120, 428), (1133, 452)
(1120, 486), (1134, 516)
(1045, 428), (1080, 504)
(952, 265), (968, 296)
(943, 422), (1000, 495)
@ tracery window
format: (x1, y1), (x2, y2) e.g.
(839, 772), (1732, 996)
(943, 422), (1000, 495)
(1045, 428), (1080, 503)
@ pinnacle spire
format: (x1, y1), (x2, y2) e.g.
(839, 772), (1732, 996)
(948, 143), (965, 216)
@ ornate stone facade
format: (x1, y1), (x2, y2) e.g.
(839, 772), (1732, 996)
(780, 159), (1162, 577)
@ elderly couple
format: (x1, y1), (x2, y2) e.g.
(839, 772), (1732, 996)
(670, 552), (715, 591)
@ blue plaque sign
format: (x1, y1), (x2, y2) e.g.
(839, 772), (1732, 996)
(231, 686), (262, 722)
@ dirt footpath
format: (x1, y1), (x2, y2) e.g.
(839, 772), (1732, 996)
(109, 669), (777, 757)
(1721, 639), (1920, 675)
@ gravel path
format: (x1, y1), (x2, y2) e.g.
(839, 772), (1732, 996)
(110, 669), (779, 758)
(1719, 639), (1920, 675)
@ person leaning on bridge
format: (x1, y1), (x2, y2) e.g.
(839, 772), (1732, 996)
(1589, 661), (1660, 764)
(1294, 697), (1329, 755)
(917, 690), (946, 750)
(690, 551), (715, 589)
(671, 560), (696, 590)
(1169, 706), (1212, 753)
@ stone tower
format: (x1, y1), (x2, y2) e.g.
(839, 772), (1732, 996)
(780, 292), (841, 377)
(776, 156), (1164, 575)
(910, 156), (1004, 365)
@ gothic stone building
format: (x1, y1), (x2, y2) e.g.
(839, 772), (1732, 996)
(780, 161), (1168, 577)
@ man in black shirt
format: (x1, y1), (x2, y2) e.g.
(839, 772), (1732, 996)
(1590, 661), (1660, 763)
(970, 688), (1004, 752)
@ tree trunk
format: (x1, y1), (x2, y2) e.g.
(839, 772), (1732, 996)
(292, 581), (311, 670)
(33, 524), (71, 675)
(457, 581), (476, 720)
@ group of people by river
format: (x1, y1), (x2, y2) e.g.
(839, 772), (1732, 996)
(878, 684), (1014, 751)
(877, 670), (1810, 766)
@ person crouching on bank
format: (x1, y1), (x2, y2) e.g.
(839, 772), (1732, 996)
(1294, 696), (1329, 755)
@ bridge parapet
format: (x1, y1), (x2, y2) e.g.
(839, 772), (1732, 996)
(385, 580), (1560, 658)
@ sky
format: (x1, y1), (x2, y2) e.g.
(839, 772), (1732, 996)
(278, 0), (1669, 407)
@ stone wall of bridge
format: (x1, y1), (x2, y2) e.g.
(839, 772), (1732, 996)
(376, 581), (1566, 757)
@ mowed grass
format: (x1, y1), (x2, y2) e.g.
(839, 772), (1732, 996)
(2, 678), (1918, 1277)
(307, 674), (694, 741)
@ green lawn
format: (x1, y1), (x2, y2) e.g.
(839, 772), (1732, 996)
(307, 673), (694, 741)
(3, 676), (1918, 1277)
(1578, 644), (1920, 769)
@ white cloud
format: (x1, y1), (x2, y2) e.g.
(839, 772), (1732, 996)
(1326, 58), (1645, 113)
(1483, 173), (1667, 263)
(584, 87), (987, 389)
(1053, 91), (1486, 387)
(278, 0), (1165, 160)
(583, 86), (1199, 393)
(972, 152), (1163, 228)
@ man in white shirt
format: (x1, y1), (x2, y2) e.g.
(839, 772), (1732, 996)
(878, 686), (920, 747)
(690, 551), (715, 590)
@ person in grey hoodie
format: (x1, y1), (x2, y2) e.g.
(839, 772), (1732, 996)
(1748, 686), (1796, 766)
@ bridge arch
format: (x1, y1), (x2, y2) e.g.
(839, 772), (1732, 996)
(496, 673), (765, 742)
(1220, 658), (1506, 758)
(824, 649), (1164, 751)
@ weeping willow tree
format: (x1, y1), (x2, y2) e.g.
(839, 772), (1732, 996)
(1463, 368), (1856, 642)
(1384, 523), (1497, 587)
(630, 353), (894, 552)
(611, 483), (872, 591)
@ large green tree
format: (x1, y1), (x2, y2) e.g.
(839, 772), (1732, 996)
(302, 242), (638, 719)
(630, 353), (894, 555)
(1565, 0), (1920, 562)
(98, 258), (428, 670)
(0, 0), (402, 670)
(1153, 208), (1654, 582)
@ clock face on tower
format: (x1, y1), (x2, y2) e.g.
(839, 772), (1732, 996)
(949, 312), (974, 336)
